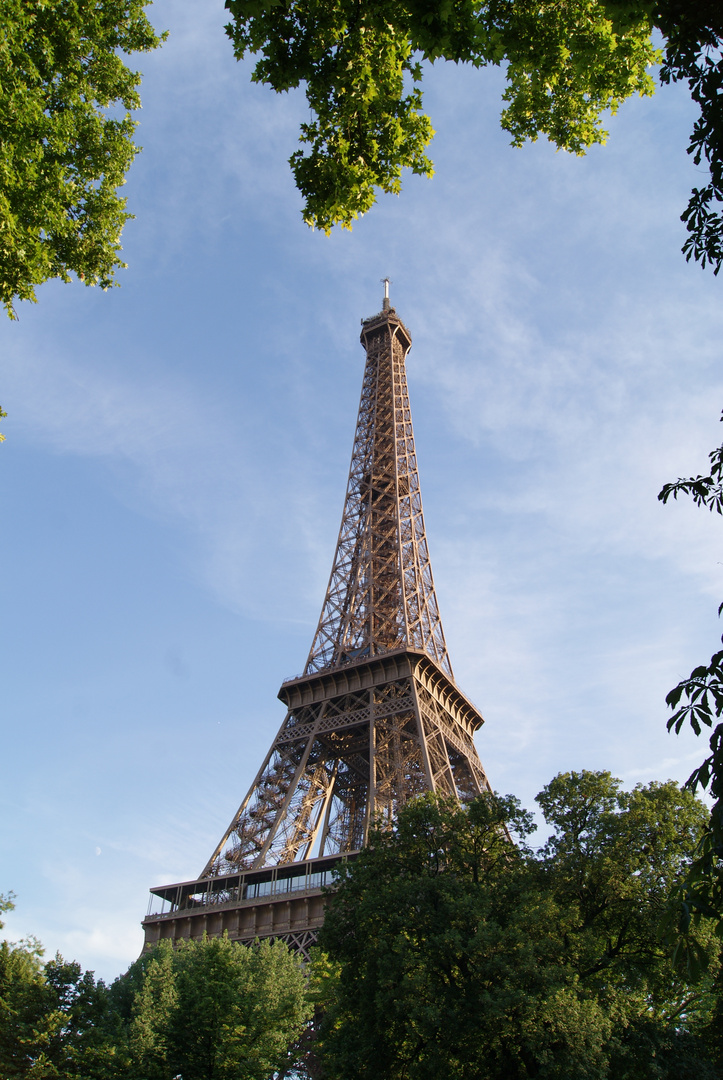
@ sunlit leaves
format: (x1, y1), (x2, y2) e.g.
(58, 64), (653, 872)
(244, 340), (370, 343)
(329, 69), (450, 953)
(290, 20), (435, 232)
(0, 0), (164, 316)
(495, 0), (659, 154)
(224, 0), (723, 270)
(224, 0), (658, 231)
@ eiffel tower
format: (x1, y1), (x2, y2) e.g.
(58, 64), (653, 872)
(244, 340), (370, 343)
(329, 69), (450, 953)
(142, 285), (492, 955)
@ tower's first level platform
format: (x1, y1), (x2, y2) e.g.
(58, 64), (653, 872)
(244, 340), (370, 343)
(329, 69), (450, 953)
(142, 851), (353, 959)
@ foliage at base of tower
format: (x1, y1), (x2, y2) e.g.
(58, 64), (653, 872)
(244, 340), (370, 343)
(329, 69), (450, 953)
(315, 778), (721, 1080)
(114, 935), (313, 1080)
(0, 0), (164, 318)
(224, 0), (723, 271)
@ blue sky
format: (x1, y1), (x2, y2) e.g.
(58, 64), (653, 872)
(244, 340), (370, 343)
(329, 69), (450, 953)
(2, 0), (722, 981)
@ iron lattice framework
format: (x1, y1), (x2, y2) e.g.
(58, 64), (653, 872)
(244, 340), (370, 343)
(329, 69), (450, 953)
(143, 293), (492, 954)
(201, 299), (490, 879)
(305, 307), (451, 676)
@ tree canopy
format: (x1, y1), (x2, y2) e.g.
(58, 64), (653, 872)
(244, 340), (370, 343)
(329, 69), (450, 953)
(118, 935), (312, 1080)
(0, 0), (164, 318)
(316, 777), (721, 1080)
(0, 894), (311, 1080)
(0, 893), (121, 1080)
(3, 773), (722, 1080)
(224, 0), (723, 269)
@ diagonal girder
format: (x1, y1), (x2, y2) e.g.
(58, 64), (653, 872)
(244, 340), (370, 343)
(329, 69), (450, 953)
(203, 656), (490, 875)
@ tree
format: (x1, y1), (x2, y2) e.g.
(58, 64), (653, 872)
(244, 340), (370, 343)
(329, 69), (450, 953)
(120, 934), (313, 1080)
(0, 894), (46, 1080)
(0, 933), (50, 1079)
(0, 899), (313, 1079)
(659, 432), (723, 944)
(316, 779), (720, 1080)
(0, 0), (164, 318)
(224, 0), (723, 267)
(0, 894), (120, 1080)
(40, 956), (125, 1079)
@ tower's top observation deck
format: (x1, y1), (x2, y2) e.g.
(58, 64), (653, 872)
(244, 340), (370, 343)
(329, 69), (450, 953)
(360, 305), (412, 352)
(360, 280), (412, 350)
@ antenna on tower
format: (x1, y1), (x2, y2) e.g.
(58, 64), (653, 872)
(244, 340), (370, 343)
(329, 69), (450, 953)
(381, 276), (391, 312)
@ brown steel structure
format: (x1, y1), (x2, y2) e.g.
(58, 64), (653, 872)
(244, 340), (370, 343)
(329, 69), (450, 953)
(143, 288), (492, 956)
